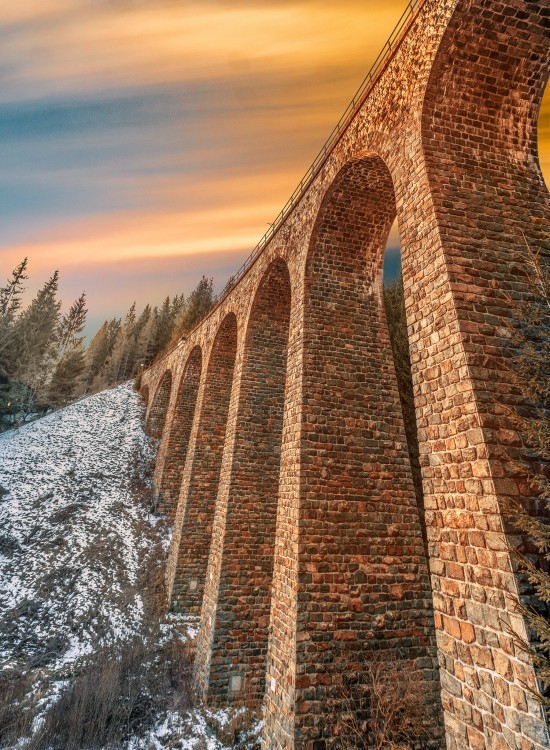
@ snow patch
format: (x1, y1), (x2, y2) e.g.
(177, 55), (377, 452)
(0, 383), (261, 749)
(0, 383), (157, 670)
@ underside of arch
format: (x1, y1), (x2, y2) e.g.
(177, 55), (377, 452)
(146, 370), (172, 440)
(170, 314), (238, 614)
(196, 258), (291, 705)
(157, 347), (202, 518)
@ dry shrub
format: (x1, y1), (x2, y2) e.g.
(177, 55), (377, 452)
(24, 463), (196, 749)
(28, 632), (193, 750)
(206, 698), (261, 750)
(0, 441), (195, 749)
(0, 668), (34, 746)
(16, 551), (195, 750)
(336, 653), (435, 750)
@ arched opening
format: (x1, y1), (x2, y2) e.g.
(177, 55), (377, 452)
(145, 370), (172, 440)
(170, 314), (238, 614)
(293, 154), (440, 745)
(382, 217), (401, 284)
(382, 225), (424, 543)
(199, 258), (291, 705)
(157, 347), (202, 518)
(539, 79), (549, 190)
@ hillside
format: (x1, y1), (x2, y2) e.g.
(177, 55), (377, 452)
(0, 384), (259, 749)
(0, 384), (159, 671)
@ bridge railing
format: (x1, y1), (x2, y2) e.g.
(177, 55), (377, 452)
(150, 0), (425, 367)
(220, 0), (424, 291)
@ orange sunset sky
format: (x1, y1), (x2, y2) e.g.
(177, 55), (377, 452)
(2, 0), (549, 337)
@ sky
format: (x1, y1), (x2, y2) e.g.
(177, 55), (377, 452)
(1, 0), (549, 338)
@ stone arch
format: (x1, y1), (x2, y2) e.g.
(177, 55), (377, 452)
(422, 0), (549, 181)
(415, 3), (550, 747)
(196, 258), (291, 705)
(169, 313), (238, 614)
(146, 370), (172, 440)
(264, 155), (442, 748)
(157, 347), (202, 518)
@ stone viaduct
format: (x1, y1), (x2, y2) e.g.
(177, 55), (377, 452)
(140, 0), (549, 747)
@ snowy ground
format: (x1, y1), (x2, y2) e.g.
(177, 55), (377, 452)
(0, 383), (158, 671)
(0, 384), (260, 749)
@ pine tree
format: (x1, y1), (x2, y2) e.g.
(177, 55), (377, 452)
(0, 259), (28, 422)
(145, 294), (186, 362)
(0, 356), (19, 427)
(107, 303), (137, 385)
(171, 293), (186, 318)
(132, 305), (153, 373)
(57, 294), (87, 355)
(0, 258), (28, 332)
(143, 307), (160, 364)
(221, 274), (236, 299)
(46, 349), (87, 407)
(152, 297), (175, 358)
(45, 293), (88, 407)
(80, 321), (108, 395)
(88, 318), (122, 393)
(184, 276), (214, 333)
(10, 271), (61, 414)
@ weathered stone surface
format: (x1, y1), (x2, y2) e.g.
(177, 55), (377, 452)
(196, 259), (291, 703)
(145, 370), (171, 440)
(142, 0), (550, 747)
(168, 315), (238, 614)
(156, 347), (201, 519)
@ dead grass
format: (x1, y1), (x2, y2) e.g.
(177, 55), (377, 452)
(335, 652), (437, 750)
(28, 630), (193, 750)
(0, 668), (34, 745)
(0, 438), (196, 750)
(206, 698), (261, 749)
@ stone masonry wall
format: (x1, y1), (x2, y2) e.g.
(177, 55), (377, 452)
(413, 1), (550, 747)
(156, 347), (202, 518)
(170, 314), (238, 614)
(195, 259), (292, 704)
(268, 155), (442, 747)
(145, 370), (172, 440)
(140, 0), (550, 747)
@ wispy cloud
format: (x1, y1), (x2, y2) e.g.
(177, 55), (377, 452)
(1, 1), (408, 101)
(1, 0), (549, 336)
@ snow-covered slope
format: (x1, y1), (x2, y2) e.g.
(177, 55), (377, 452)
(0, 383), (157, 671)
(0, 384), (259, 749)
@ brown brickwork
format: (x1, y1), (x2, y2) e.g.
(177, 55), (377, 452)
(413, 2), (550, 748)
(141, 0), (550, 747)
(169, 314), (238, 614)
(196, 259), (291, 704)
(155, 347), (202, 518)
(262, 156), (444, 748)
(140, 385), (149, 406)
(145, 370), (172, 440)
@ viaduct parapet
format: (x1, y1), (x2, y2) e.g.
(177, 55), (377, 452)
(140, 0), (550, 747)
